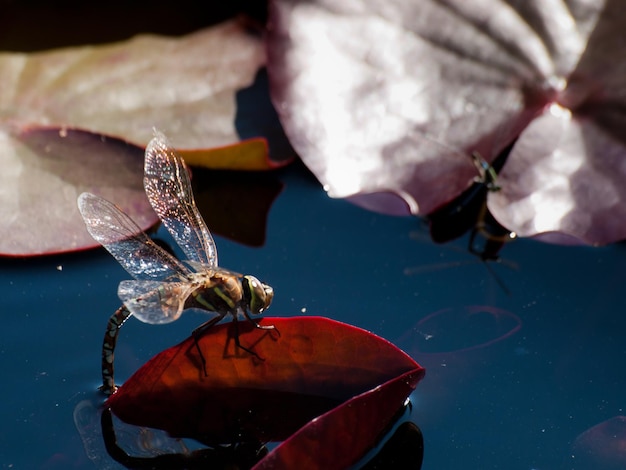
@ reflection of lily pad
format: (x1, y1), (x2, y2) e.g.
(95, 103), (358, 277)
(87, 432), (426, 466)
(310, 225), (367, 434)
(401, 306), (521, 355)
(100, 407), (269, 468)
(572, 416), (626, 470)
(361, 422), (424, 470)
(192, 168), (283, 247)
(235, 68), (296, 164)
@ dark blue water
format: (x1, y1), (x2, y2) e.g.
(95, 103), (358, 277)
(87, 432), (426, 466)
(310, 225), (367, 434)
(2, 162), (625, 469)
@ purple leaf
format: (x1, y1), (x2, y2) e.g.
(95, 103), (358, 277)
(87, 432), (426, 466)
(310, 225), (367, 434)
(267, 0), (626, 244)
(0, 128), (156, 256)
(1, 21), (264, 148)
(0, 21), (268, 256)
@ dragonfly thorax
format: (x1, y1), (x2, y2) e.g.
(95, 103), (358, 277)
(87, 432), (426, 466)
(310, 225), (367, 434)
(186, 271), (273, 317)
(187, 271), (244, 314)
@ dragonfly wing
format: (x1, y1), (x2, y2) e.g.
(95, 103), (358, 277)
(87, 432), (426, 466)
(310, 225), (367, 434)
(78, 193), (190, 281)
(144, 131), (218, 267)
(118, 280), (195, 324)
(184, 260), (239, 275)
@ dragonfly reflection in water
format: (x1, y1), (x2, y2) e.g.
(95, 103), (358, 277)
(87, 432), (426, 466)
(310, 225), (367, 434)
(78, 131), (275, 394)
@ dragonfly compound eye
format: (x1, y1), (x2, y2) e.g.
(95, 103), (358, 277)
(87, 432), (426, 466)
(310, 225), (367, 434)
(243, 275), (274, 314)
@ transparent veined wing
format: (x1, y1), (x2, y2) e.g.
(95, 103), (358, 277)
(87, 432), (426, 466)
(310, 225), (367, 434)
(78, 192), (191, 281)
(144, 130), (218, 267)
(184, 260), (241, 276)
(118, 280), (195, 324)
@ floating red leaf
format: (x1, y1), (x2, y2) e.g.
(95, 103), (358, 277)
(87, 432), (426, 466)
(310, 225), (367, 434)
(253, 369), (423, 469)
(107, 317), (424, 450)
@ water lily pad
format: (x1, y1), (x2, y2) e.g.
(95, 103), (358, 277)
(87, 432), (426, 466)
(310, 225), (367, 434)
(267, 0), (626, 244)
(0, 20), (285, 256)
(107, 316), (424, 451)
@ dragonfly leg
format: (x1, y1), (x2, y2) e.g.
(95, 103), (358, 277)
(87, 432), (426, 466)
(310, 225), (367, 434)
(242, 310), (277, 332)
(101, 305), (132, 395)
(192, 314), (226, 376)
(191, 312), (270, 376)
(231, 315), (264, 360)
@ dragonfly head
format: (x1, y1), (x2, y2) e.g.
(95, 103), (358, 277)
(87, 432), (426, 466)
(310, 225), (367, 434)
(242, 275), (274, 314)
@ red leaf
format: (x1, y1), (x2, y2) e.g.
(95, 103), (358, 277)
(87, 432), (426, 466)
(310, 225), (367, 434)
(107, 317), (424, 445)
(253, 369), (423, 469)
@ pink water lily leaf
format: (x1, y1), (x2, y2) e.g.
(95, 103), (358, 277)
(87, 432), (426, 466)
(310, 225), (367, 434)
(1, 128), (156, 257)
(267, 0), (626, 244)
(0, 20), (266, 256)
(2, 20), (264, 149)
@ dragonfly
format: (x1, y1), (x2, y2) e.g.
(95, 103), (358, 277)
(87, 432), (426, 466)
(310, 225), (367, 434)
(406, 137), (517, 293)
(427, 140), (517, 257)
(78, 130), (275, 394)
